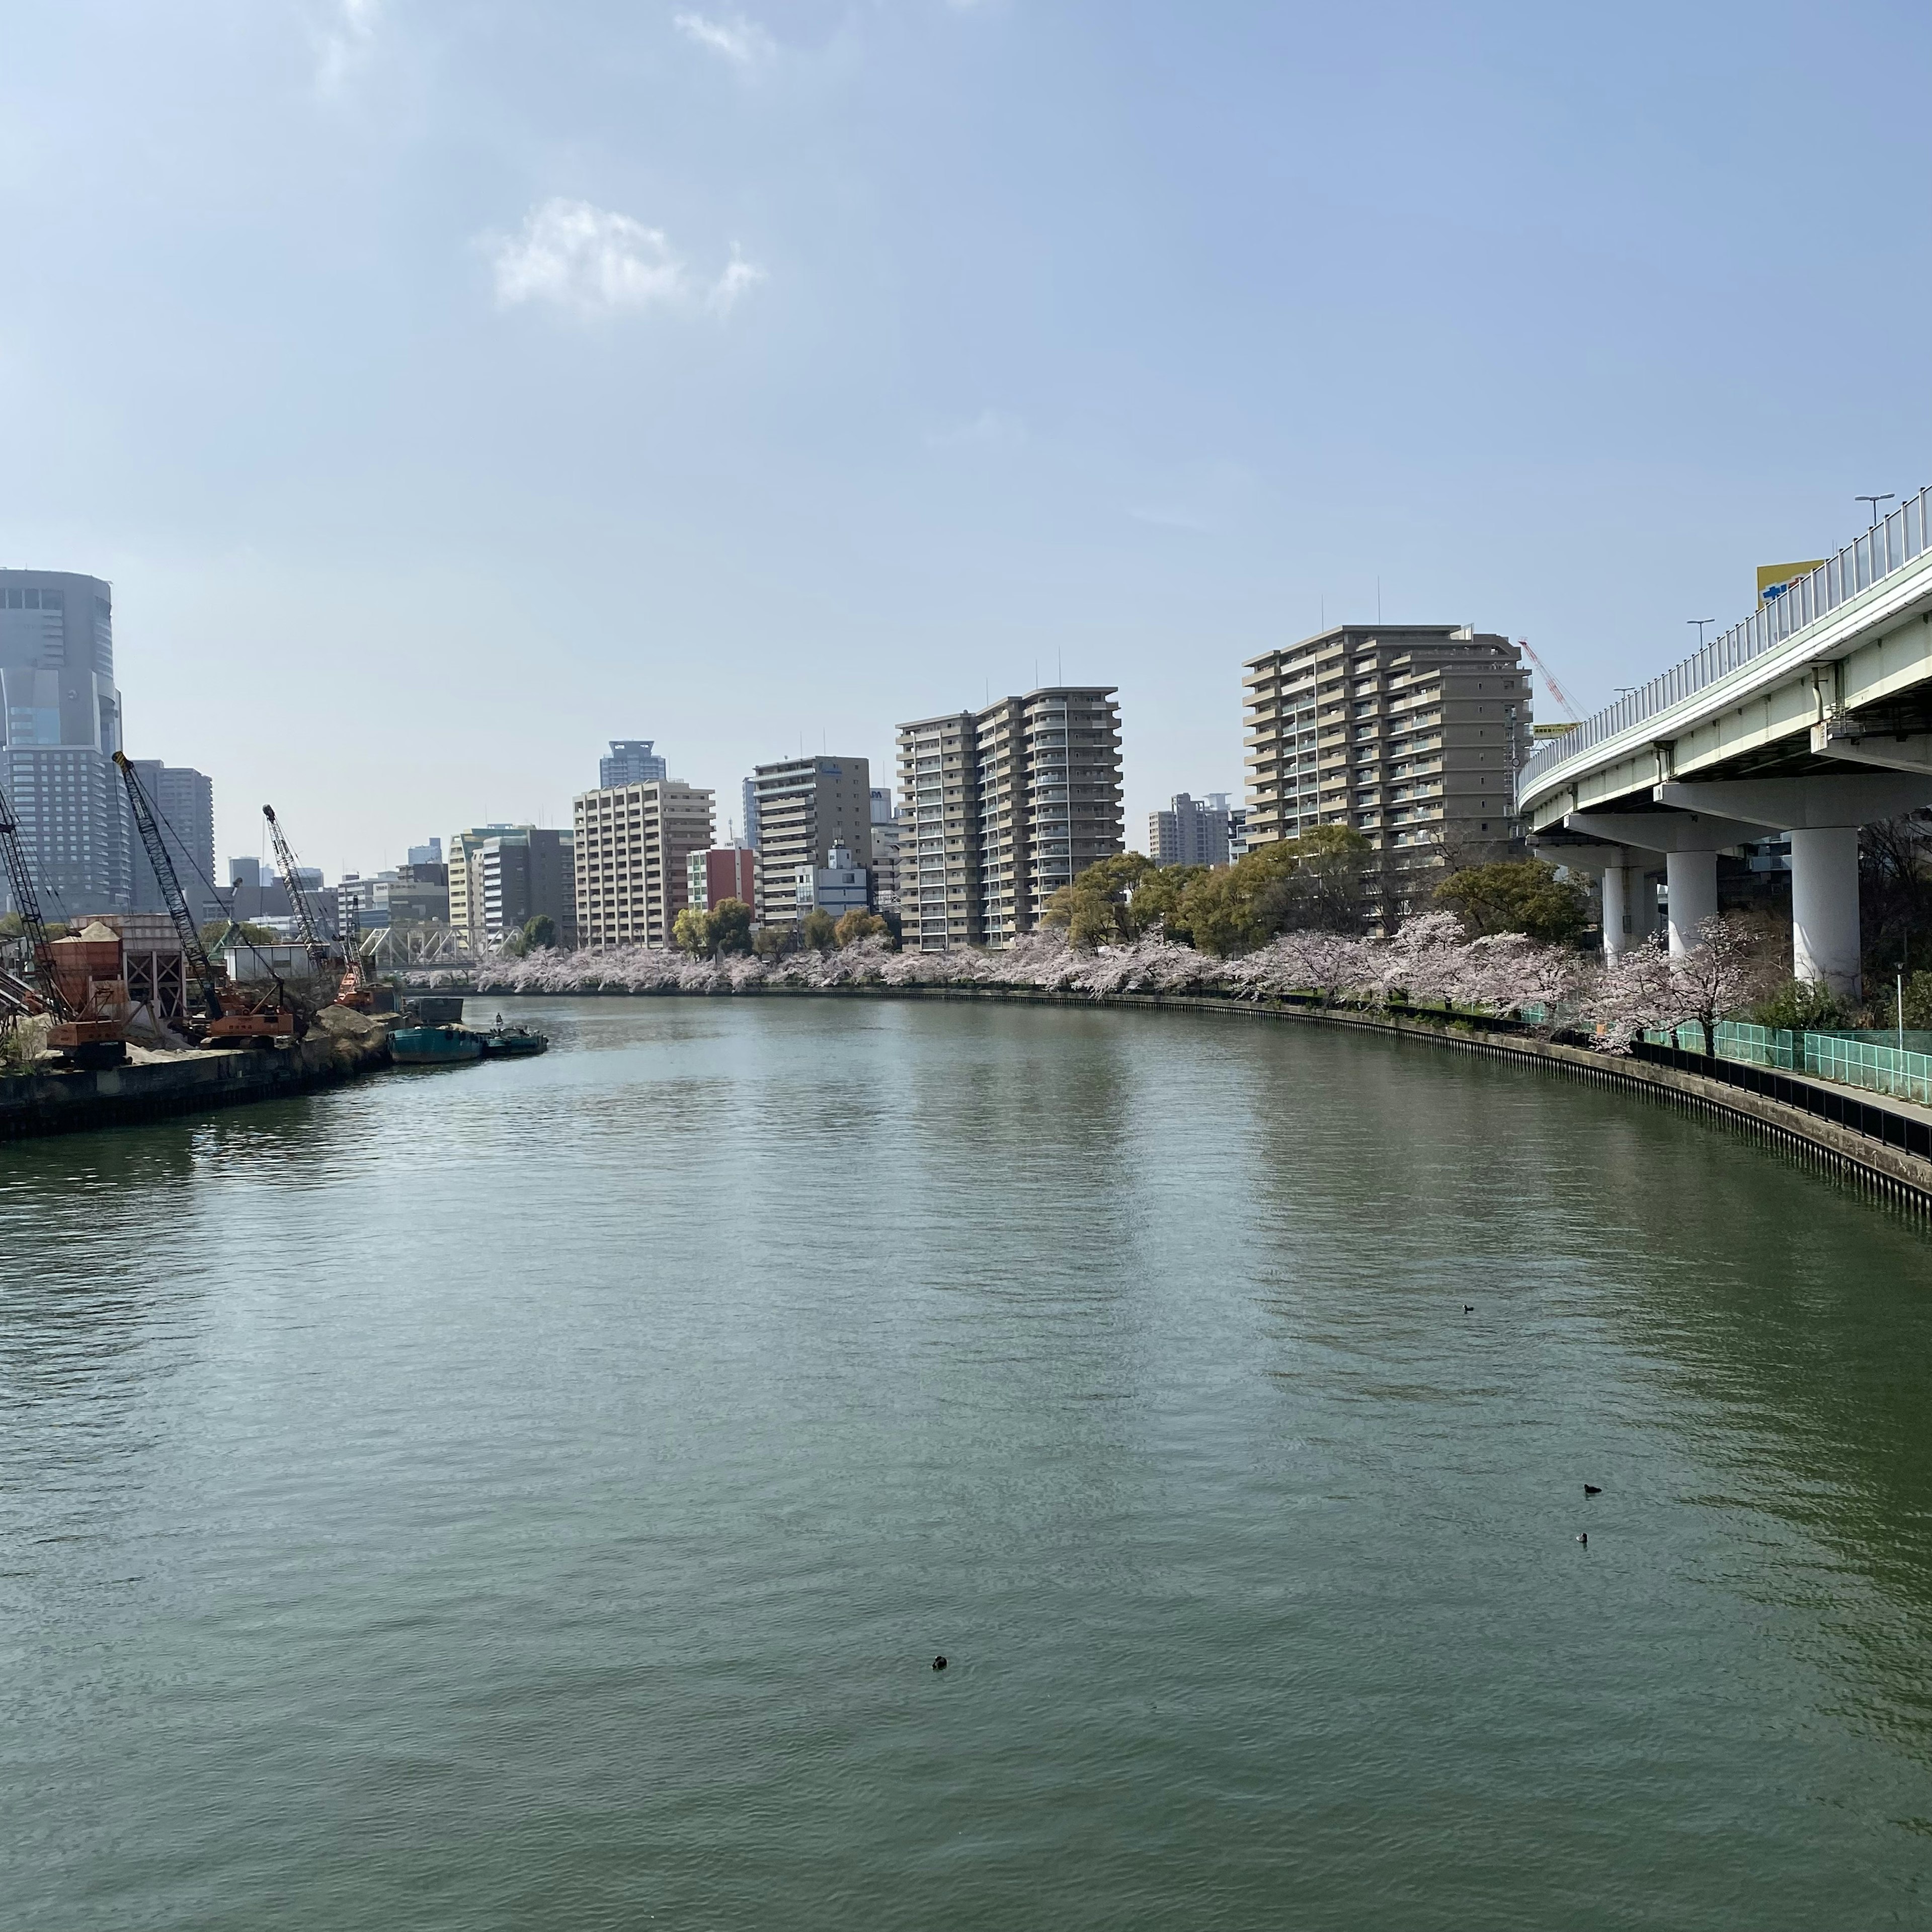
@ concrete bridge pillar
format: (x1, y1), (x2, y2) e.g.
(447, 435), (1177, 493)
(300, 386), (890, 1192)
(1600, 859), (1658, 958)
(1789, 827), (1863, 998)
(1664, 848), (1719, 956)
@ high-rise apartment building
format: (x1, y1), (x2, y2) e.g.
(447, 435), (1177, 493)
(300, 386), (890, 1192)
(868, 787), (901, 915)
(1242, 625), (1531, 927)
(478, 828), (576, 946)
(601, 740), (668, 789)
(0, 571), (128, 918)
(685, 846), (758, 912)
(1149, 792), (1234, 869)
(897, 687), (1123, 951)
(748, 756), (873, 929)
(127, 761), (217, 923)
(741, 777), (760, 851)
(575, 779), (714, 948)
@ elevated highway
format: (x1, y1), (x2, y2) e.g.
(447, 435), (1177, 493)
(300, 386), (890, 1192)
(1520, 487), (1932, 994)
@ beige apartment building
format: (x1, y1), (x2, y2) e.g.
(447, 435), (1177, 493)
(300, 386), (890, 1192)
(1242, 625), (1531, 928)
(447, 824), (519, 943)
(573, 779), (715, 949)
(897, 687), (1123, 951)
(748, 756), (873, 929)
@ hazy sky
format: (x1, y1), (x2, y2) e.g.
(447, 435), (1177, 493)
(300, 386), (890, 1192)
(5, 1), (1930, 878)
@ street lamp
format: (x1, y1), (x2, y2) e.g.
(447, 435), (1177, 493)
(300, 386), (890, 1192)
(1858, 493), (1895, 527)
(1688, 618), (1716, 647)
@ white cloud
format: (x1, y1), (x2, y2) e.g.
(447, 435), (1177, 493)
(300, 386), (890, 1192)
(706, 250), (767, 316)
(927, 408), (1027, 450)
(673, 11), (776, 65)
(484, 200), (765, 322)
(315, 0), (381, 91)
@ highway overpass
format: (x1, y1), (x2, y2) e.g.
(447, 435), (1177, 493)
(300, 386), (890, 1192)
(1520, 488), (1932, 996)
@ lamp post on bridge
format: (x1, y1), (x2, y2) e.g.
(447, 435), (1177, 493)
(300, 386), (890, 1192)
(1858, 493), (1895, 528)
(1688, 619), (1715, 648)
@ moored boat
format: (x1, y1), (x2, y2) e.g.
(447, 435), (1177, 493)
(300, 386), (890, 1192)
(391, 1024), (485, 1066)
(481, 1023), (549, 1058)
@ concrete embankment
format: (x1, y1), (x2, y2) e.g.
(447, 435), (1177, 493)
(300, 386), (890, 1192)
(0, 1007), (392, 1142)
(435, 978), (1932, 1214)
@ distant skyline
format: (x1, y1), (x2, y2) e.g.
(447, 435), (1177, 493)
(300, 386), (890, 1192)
(4, 2), (1929, 878)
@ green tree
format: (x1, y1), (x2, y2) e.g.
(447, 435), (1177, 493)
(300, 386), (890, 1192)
(1433, 860), (1590, 945)
(1242, 825), (1371, 938)
(752, 924), (788, 960)
(522, 913), (558, 951)
(834, 908), (888, 946)
(1043, 851), (1159, 948)
(1751, 977), (1853, 1033)
(673, 906), (715, 955)
(710, 898), (755, 955)
(799, 908), (838, 951)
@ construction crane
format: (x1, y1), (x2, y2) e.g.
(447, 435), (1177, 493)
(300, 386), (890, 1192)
(0, 775), (127, 1066)
(1516, 638), (1582, 727)
(263, 803), (376, 1009)
(115, 752), (292, 1044)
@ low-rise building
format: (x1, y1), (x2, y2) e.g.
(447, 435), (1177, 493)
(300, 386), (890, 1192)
(685, 846), (758, 912)
(795, 844), (871, 921)
(575, 779), (714, 949)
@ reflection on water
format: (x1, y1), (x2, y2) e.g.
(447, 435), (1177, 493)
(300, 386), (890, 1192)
(5, 995), (1932, 1930)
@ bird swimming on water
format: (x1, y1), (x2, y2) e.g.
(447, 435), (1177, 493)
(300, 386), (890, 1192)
(1576, 1532), (1588, 1545)
(1463, 1304), (1474, 1314)
(932, 1655), (948, 1670)
(1583, 1484), (1602, 1496)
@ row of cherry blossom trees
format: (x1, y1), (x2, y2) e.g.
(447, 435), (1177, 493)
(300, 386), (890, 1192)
(442, 912), (1773, 1055)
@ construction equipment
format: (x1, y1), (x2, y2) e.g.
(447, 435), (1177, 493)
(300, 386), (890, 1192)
(114, 752), (293, 1044)
(1517, 638), (1581, 725)
(0, 776), (128, 1067)
(263, 803), (376, 1009)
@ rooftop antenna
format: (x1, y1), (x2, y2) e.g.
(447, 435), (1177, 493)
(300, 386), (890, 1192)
(1858, 492), (1895, 527)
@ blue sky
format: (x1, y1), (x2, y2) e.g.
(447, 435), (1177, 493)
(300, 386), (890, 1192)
(4, 0), (1929, 877)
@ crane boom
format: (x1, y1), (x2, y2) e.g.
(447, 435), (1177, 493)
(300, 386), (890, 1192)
(0, 776), (71, 1019)
(114, 752), (225, 1022)
(1516, 638), (1581, 723)
(262, 805), (333, 975)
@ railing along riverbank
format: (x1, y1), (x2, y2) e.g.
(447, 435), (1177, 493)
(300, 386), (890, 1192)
(440, 979), (1932, 1217)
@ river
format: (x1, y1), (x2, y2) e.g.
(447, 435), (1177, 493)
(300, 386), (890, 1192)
(5, 994), (1932, 1928)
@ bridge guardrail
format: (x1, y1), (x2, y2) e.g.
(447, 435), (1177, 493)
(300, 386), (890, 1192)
(1523, 484), (1932, 793)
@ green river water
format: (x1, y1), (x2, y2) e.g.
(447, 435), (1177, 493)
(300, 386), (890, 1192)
(6, 994), (1932, 1928)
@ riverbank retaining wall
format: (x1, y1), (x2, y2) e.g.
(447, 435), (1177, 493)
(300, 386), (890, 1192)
(0, 1023), (391, 1142)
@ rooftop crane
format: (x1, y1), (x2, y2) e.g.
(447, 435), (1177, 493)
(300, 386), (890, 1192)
(1516, 638), (1582, 727)
(115, 752), (292, 1044)
(0, 775), (127, 1066)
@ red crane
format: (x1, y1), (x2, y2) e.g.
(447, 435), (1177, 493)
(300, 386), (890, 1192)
(1517, 638), (1581, 725)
